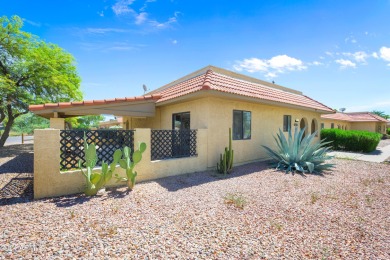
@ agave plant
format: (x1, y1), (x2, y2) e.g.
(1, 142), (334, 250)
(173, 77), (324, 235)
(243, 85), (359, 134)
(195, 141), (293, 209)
(262, 127), (334, 174)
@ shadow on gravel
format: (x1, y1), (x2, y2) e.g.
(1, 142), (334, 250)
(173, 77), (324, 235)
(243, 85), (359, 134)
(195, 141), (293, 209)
(155, 161), (271, 192)
(0, 144), (34, 158)
(51, 187), (131, 207)
(0, 173), (33, 206)
(50, 194), (92, 207)
(0, 144), (34, 206)
(0, 153), (34, 174)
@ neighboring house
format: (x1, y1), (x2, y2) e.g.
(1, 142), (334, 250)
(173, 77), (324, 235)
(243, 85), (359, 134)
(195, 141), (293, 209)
(321, 112), (389, 134)
(30, 65), (334, 167)
(98, 117), (124, 129)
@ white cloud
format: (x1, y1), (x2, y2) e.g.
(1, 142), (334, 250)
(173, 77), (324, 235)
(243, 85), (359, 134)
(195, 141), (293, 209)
(372, 52), (379, 59)
(112, 0), (177, 29)
(379, 46), (390, 62)
(325, 51), (333, 56)
(172, 39), (178, 45)
(79, 42), (138, 52)
(112, 0), (135, 15)
(312, 61), (323, 66)
(335, 59), (356, 69)
(343, 51), (368, 63)
(22, 18), (41, 27)
(149, 16), (177, 29)
(97, 11), (104, 17)
(345, 35), (357, 44)
(233, 55), (306, 78)
(85, 28), (131, 34)
(268, 55), (306, 72)
(135, 12), (148, 25)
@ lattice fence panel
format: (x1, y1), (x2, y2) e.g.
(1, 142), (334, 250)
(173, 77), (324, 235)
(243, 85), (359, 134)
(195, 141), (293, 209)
(60, 130), (134, 170)
(151, 129), (197, 160)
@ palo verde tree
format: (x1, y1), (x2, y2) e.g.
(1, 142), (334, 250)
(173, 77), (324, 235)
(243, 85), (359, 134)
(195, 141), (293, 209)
(0, 15), (82, 147)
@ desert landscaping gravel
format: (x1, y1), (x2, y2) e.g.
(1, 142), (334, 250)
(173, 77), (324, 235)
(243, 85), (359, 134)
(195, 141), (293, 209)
(0, 144), (390, 259)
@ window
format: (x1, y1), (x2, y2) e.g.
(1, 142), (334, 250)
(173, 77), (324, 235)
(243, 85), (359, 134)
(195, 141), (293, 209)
(321, 123), (324, 129)
(172, 112), (190, 130)
(283, 115), (291, 132)
(378, 125), (382, 133)
(233, 110), (251, 140)
(331, 123), (334, 129)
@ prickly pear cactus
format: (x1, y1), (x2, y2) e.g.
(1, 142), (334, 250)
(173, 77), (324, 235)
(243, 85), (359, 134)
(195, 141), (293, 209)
(78, 133), (121, 196)
(116, 142), (146, 190)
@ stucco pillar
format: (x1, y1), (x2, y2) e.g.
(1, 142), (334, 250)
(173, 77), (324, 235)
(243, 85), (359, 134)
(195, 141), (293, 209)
(34, 129), (84, 199)
(34, 129), (61, 199)
(50, 118), (65, 130)
(134, 128), (151, 162)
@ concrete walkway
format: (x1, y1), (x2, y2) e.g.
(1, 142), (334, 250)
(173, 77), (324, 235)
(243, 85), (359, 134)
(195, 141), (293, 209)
(329, 144), (390, 163)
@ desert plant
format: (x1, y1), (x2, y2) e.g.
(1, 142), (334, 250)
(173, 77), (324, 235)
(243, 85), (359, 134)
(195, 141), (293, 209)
(217, 128), (234, 174)
(262, 127), (334, 174)
(223, 192), (247, 209)
(115, 142), (147, 190)
(78, 134), (121, 196)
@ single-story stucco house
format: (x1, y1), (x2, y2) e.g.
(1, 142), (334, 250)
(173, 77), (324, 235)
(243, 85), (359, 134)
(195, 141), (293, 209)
(29, 65), (339, 198)
(30, 65), (335, 169)
(321, 112), (389, 134)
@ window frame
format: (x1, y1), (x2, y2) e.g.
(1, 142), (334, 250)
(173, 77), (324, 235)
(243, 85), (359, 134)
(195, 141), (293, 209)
(233, 110), (251, 140)
(283, 115), (291, 132)
(172, 112), (190, 130)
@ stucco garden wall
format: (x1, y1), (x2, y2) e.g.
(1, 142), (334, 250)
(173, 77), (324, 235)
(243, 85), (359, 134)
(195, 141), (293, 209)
(34, 128), (208, 199)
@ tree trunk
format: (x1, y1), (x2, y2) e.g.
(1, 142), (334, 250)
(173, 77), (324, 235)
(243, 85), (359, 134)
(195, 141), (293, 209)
(0, 117), (14, 147)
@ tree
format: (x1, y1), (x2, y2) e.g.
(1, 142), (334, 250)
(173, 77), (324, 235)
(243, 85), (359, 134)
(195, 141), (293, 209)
(65, 115), (105, 129)
(372, 110), (390, 120)
(0, 15), (82, 147)
(11, 112), (49, 134)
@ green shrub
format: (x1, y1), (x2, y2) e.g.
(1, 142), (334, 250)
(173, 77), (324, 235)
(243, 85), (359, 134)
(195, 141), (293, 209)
(387, 128), (390, 135)
(321, 129), (381, 153)
(262, 127), (334, 174)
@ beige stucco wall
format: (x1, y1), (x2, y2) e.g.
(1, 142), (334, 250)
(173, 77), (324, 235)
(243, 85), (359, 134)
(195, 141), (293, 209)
(350, 122), (376, 133)
(204, 97), (323, 167)
(34, 128), (208, 199)
(122, 96), (324, 168)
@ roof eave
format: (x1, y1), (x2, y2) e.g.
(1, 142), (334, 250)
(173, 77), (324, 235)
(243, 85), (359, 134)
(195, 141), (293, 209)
(156, 89), (335, 114)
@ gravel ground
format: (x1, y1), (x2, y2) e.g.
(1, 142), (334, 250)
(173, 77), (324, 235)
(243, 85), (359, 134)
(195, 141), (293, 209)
(0, 144), (33, 203)
(0, 143), (389, 259)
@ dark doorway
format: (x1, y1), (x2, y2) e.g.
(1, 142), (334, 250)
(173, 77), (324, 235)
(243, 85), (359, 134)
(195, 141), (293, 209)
(300, 118), (307, 139)
(172, 112), (191, 157)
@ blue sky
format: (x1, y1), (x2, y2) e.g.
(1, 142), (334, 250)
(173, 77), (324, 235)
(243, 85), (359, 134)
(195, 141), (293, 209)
(3, 0), (390, 114)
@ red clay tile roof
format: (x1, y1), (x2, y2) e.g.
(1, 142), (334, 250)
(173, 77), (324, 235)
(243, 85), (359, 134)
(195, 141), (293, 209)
(154, 69), (334, 113)
(321, 112), (389, 122)
(29, 95), (162, 111)
(29, 66), (334, 114)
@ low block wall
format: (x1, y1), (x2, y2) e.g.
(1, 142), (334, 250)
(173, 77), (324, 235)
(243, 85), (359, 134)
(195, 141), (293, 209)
(34, 128), (208, 199)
